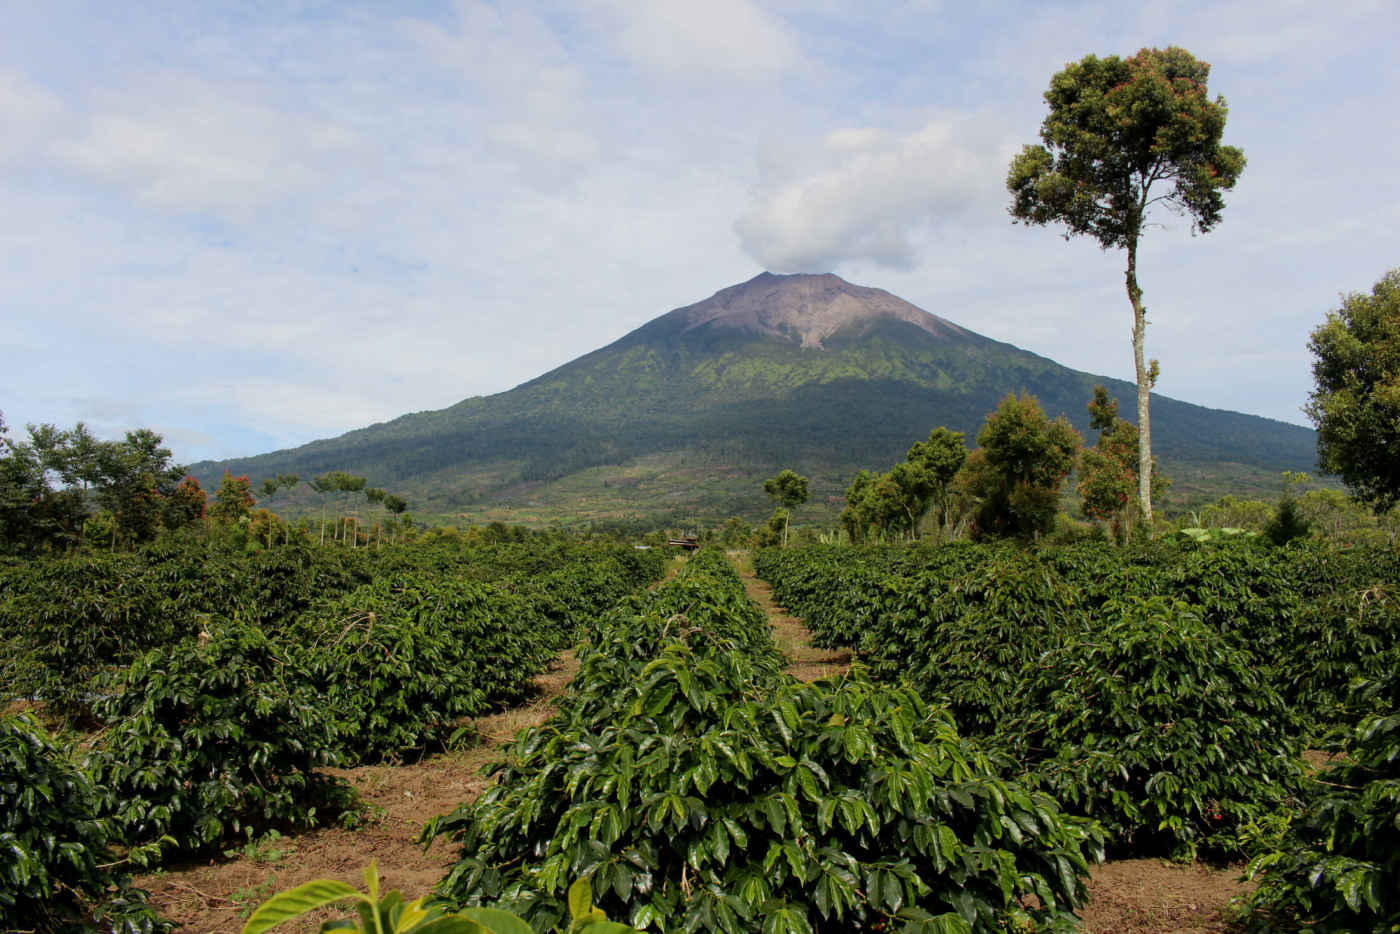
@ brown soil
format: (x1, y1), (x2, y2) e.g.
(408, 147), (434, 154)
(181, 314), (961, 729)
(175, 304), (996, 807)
(730, 552), (851, 682)
(132, 652), (579, 933)
(730, 551), (1253, 934)
(1082, 860), (1249, 933)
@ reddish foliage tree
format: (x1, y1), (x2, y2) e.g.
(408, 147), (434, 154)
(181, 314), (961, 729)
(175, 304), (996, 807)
(209, 471), (255, 524)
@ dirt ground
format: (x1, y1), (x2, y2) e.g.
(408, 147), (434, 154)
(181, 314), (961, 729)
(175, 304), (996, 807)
(1081, 860), (1249, 933)
(732, 552), (852, 683)
(131, 654), (578, 933)
(131, 554), (1253, 933)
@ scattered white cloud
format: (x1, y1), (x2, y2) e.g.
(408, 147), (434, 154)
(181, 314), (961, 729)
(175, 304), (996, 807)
(401, 1), (604, 182)
(0, 69), (68, 164)
(51, 72), (359, 219)
(734, 115), (1012, 272)
(0, 0), (1397, 457)
(593, 0), (805, 81)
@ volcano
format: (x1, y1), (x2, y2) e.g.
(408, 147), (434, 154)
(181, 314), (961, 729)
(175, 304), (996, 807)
(194, 272), (1315, 507)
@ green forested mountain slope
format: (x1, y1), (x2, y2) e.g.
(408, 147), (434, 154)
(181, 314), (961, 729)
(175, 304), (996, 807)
(195, 273), (1315, 498)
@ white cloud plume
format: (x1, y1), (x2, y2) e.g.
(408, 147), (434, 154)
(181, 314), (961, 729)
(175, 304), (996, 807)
(734, 115), (1013, 272)
(52, 73), (359, 219)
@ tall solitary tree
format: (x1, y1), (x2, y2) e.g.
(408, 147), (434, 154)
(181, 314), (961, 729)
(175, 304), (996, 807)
(1007, 46), (1245, 532)
(383, 493), (408, 543)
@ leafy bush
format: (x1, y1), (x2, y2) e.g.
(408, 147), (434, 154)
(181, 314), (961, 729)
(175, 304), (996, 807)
(293, 576), (552, 759)
(755, 540), (1400, 742)
(866, 553), (1087, 736)
(427, 549), (1100, 934)
(0, 545), (376, 715)
(1283, 571), (1400, 726)
(1, 537), (665, 725)
(93, 619), (353, 851)
(754, 544), (1357, 857)
(0, 556), (167, 713)
(1009, 597), (1305, 857)
(1245, 673), (1400, 933)
(1, 713), (168, 933)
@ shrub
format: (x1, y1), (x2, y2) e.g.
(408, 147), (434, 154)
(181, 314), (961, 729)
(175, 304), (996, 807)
(93, 619), (352, 851)
(866, 553), (1087, 736)
(293, 576), (551, 760)
(1011, 597), (1305, 857)
(1, 713), (168, 933)
(1245, 673), (1400, 932)
(0, 546), (378, 716)
(1282, 573), (1400, 727)
(0, 556), (165, 714)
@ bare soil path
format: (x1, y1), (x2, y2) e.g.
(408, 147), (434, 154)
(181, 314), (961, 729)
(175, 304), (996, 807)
(730, 551), (851, 682)
(133, 653), (579, 934)
(728, 550), (1251, 934)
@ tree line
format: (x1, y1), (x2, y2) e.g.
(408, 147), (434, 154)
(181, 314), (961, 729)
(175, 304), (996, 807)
(0, 414), (412, 555)
(747, 383), (1162, 546)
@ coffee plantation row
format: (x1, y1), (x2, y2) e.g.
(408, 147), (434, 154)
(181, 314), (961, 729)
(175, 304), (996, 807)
(424, 548), (1103, 934)
(1, 538), (669, 931)
(7, 537), (1398, 932)
(754, 540), (1400, 931)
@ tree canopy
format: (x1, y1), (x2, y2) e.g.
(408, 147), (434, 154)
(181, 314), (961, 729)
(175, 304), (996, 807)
(1305, 269), (1400, 512)
(957, 391), (1081, 540)
(1007, 46), (1244, 532)
(762, 469), (809, 546)
(840, 428), (969, 543)
(0, 415), (192, 553)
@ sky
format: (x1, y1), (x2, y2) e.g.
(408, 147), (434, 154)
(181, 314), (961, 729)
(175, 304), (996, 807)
(1, 0), (1397, 463)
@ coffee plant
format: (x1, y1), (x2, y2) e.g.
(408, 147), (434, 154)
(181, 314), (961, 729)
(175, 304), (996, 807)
(1245, 672), (1400, 933)
(293, 575), (552, 759)
(0, 556), (169, 714)
(1, 713), (168, 933)
(2, 537), (666, 723)
(93, 618), (353, 851)
(752, 540), (1400, 860)
(1008, 597), (1305, 857)
(427, 549), (1100, 934)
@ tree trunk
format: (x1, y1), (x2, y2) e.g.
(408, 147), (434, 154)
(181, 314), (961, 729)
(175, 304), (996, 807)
(320, 494), (327, 546)
(1126, 239), (1154, 534)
